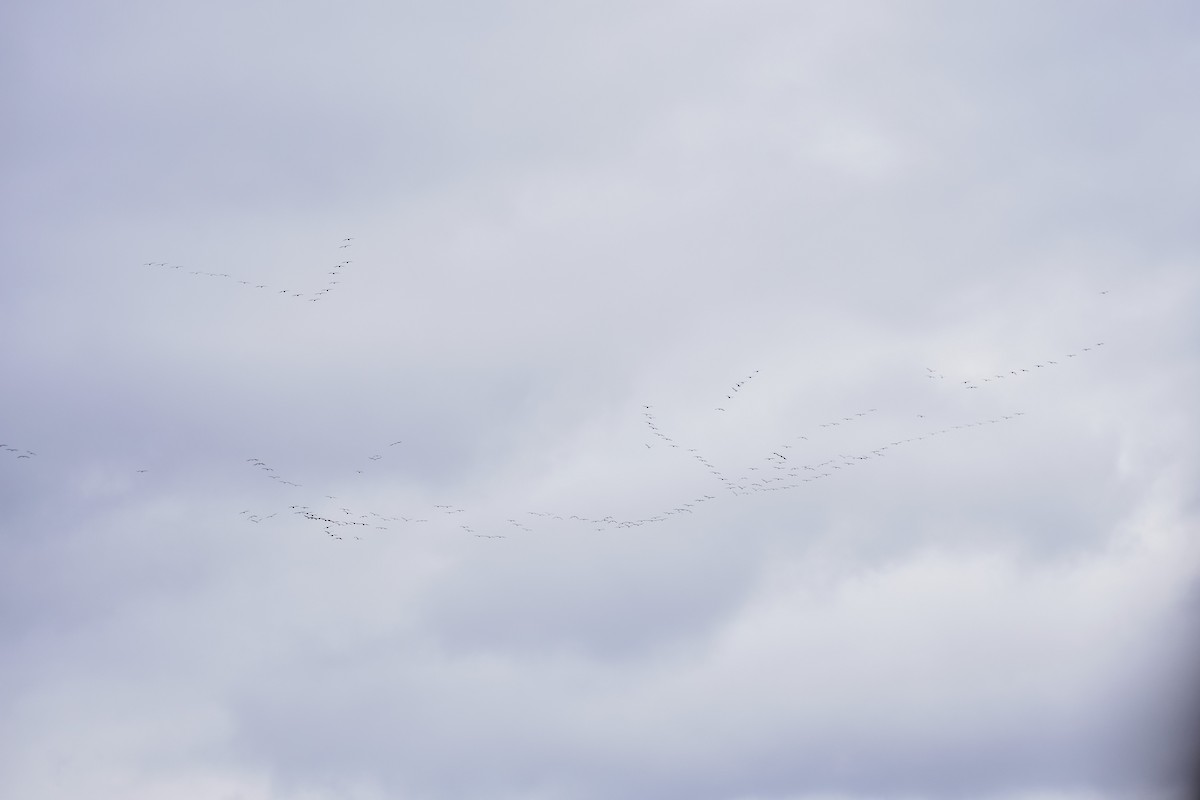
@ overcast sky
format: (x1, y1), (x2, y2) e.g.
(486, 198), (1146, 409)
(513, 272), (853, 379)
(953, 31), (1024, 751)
(3, 2), (1200, 799)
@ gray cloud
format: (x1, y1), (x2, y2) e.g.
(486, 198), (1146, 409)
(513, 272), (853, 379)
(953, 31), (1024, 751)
(2, 2), (1198, 799)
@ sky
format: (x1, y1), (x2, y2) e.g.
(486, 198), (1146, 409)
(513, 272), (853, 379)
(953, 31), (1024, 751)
(3, 2), (1200, 799)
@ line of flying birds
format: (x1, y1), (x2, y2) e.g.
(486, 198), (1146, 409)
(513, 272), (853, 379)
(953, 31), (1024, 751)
(219, 394), (1033, 543)
(143, 238), (355, 303)
(1, 252), (1116, 543)
(212, 305), (1112, 541)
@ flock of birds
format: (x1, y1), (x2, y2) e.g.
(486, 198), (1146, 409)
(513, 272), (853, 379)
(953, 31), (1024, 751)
(143, 238), (355, 303)
(216, 391), (1038, 543)
(1, 243), (1116, 544)
(715, 370), (760, 412)
(933, 343), (1107, 390)
(1, 443), (37, 461)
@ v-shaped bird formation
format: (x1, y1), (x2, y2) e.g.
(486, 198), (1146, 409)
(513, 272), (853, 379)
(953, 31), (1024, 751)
(143, 238), (355, 303)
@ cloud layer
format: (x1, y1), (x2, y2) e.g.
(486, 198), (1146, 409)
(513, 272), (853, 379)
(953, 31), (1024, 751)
(2, 2), (1199, 799)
